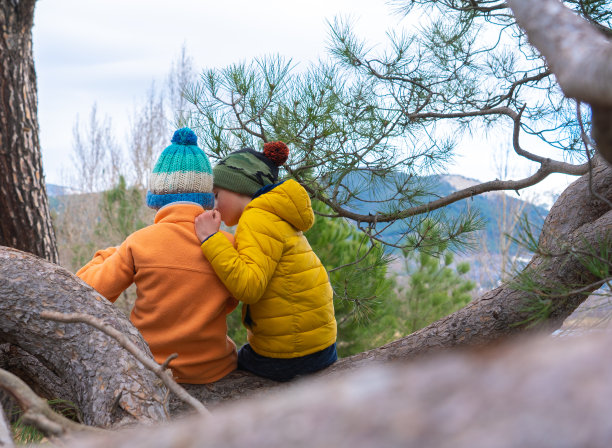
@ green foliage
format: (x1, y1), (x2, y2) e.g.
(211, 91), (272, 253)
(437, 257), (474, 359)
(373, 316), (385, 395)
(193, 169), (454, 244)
(11, 421), (44, 445)
(509, 216), (612, 328)
(578, 236), (611, 280)
(306, 201), (396, 357)
(226, 305), (247, 349)
(182, 0), (604, 264)
(184, 39), (487, 254)
(396, 245), (475, 335)
(98, 175), (149, 241)
(506, 213), (541, 255)
(69, 240), (99, 272)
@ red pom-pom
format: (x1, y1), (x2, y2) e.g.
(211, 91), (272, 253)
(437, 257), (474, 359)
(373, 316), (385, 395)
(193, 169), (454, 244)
(263, 141), (289, 166)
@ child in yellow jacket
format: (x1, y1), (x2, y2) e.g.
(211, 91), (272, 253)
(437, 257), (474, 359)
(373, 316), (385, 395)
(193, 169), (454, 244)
(77, 128), (237, 384)
(195, 141), (337, 381)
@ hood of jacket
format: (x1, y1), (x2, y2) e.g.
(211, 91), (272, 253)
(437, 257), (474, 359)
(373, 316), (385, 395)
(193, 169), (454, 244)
(245, 179), (314, 232)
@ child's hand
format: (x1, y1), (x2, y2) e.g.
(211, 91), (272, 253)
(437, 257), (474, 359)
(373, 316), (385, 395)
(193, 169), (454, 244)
(195, 210), (221, 243)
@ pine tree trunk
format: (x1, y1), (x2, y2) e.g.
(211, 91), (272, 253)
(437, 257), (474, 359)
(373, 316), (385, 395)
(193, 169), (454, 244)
(0, 0), (58, 263)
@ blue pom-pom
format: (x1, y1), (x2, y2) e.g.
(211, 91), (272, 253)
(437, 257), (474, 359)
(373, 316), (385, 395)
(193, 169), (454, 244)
(171, 127), (198, 146)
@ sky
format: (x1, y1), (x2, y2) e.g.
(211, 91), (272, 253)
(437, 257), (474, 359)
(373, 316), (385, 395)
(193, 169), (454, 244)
(32, 0), (574, 205)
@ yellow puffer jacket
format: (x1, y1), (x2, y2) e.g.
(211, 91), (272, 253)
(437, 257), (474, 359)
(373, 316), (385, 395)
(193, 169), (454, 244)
(201, 179), (336, 358)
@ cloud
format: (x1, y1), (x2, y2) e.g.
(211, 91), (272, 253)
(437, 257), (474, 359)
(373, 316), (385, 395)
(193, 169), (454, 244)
(32, 0), (407, 184)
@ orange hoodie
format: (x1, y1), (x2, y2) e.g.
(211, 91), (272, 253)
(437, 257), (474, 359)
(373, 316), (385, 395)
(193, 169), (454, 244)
(77, 203), (237, 384)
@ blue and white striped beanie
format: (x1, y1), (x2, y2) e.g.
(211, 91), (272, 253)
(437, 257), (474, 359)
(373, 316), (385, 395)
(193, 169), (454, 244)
(145, 128), (214, 210)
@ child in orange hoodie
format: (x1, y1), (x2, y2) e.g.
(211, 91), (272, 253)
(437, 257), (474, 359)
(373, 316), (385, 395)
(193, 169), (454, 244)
(77, 127), (237, 384)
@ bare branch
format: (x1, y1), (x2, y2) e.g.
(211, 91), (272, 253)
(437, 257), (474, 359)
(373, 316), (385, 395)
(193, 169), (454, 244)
(485, 70), (552, 109)
(299, 155), (587, 224)
(0, 368), (100, 440)
(409, 104), (583, 167)
(229, 91), (266, 141)
(39, 311), (210, 418)
(392, 0), (509, 14)
(160, 354), (179, 371)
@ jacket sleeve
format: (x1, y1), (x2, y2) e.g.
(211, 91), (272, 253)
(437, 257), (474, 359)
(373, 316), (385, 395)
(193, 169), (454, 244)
(76, 242), (135, 303)
(200, 211), (283, 304)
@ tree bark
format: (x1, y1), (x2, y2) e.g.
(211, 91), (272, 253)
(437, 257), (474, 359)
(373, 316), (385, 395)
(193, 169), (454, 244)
(507, 0), (612, 165)
(35, 329), (612, 448)
(0, 249), (168, 427)
(2, 161), (610, 420)
(0, 0), (58, 263)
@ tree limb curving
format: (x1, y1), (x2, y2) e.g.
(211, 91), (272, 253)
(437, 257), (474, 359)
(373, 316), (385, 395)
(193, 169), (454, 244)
(0, 253), (168, 427)
(507, 0), (612, 165)
(39, 312), (210, 418)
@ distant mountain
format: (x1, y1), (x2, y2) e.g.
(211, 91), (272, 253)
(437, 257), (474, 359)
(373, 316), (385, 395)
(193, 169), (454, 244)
(331, 171), (549, 255)
(434, 174), (548, 252)
(46, 183), (80, 211)
(327, 171), (551, 291)
(46, 184), (78, 197)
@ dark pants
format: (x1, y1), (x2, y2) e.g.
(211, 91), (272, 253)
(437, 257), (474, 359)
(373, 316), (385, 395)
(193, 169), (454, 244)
(237, 343), (338, 382)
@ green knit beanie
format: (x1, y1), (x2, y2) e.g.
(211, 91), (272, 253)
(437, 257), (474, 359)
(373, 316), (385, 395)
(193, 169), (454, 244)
(213, 142), (289, 197)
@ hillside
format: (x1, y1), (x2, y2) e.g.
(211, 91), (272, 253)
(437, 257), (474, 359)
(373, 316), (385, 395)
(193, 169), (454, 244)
(46, 184), (78, 211)
(433, 174), (548, 253)
(329, 172), (549, 254)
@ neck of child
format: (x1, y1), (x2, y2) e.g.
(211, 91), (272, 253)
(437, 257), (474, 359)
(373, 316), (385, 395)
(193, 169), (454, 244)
(235, 194), (252, 221)
(239, 195), (252, 209)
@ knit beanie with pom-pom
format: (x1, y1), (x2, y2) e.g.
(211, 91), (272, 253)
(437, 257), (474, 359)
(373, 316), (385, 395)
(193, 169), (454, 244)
(146, 127), (214, 210)
(212, 141), (290, 197)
